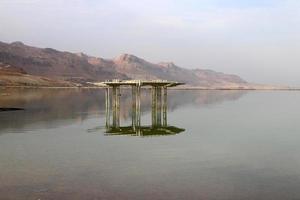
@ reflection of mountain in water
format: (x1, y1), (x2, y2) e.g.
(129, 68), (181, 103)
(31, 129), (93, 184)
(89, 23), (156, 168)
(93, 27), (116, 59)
(0, 88), (106, 131)
(167, 90), (247, 111)
(0, 88), (247, 132)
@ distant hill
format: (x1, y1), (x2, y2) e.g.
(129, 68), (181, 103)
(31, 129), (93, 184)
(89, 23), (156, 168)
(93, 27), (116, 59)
(0, 41), (251, 88)
(112, 54), (247, 87)
(0, 41), (127, 85)
(0, 62), (75, 87)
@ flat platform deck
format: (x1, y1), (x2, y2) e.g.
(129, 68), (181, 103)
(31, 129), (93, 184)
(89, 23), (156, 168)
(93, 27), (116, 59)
(101, 80), (184, 87)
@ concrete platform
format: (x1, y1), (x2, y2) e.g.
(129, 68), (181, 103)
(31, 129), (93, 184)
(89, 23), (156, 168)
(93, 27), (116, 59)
(101, 79), (184, 87)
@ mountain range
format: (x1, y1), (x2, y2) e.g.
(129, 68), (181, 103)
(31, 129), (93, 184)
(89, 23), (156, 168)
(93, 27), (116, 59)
(0, 41), (270, 88)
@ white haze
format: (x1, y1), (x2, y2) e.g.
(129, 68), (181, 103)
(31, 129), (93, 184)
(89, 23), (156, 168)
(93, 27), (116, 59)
(1, 0), (300, 85)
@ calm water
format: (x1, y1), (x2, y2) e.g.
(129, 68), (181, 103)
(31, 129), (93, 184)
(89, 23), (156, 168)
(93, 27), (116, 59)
(1, 89), (300, 200)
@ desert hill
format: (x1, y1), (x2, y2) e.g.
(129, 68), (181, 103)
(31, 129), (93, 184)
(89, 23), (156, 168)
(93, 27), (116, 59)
(0, 41), (254, 88)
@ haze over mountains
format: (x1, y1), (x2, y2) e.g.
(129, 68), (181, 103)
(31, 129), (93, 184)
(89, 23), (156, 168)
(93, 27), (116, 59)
(0, 41), (254, 88)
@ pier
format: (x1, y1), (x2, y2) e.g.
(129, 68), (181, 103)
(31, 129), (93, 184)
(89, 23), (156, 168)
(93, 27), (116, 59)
(102, 80), (184, 136)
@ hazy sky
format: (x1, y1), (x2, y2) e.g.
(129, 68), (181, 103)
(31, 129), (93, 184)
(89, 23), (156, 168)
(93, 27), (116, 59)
(1, 0), (300, 85)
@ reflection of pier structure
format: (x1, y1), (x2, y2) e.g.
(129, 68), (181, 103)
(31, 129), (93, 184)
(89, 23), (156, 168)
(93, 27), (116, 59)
(105, 125), (185, 137)
(103, 80), (184, 136)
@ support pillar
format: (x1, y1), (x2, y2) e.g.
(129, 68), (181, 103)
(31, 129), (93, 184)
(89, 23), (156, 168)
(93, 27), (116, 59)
(132, 85), (136, 129)
(152, 86), (157, 127)
(112, 86), (117, 127)
(105, 87), (110, 128)
(112, 86), (120, 128)
(157, 86), (162, 126)
(117, 86), (120, 127)
(163, 86), (167, 127)
(136, 85), (141, 127)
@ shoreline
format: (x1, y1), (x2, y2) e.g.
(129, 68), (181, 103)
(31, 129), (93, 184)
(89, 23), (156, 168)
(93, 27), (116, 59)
(1, 86), (299, 91)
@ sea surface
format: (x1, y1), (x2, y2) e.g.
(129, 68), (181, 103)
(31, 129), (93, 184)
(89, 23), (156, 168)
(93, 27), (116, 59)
(1, 88), (300, 200)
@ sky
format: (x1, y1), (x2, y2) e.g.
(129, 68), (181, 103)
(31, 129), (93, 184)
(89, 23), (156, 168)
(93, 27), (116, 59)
(1, 0), (300, 85)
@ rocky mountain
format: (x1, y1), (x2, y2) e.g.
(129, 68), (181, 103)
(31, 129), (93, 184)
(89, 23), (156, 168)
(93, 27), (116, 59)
(0, 41), (249, 88)
(192, 69), (247, 87)
(0, 41), (127, 84)
(0, 62), (75, 87)
(113, 54), (201, 85)
(107, 53), (247, 87)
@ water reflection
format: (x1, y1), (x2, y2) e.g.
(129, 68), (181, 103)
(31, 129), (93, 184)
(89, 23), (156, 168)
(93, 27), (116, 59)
(0, 88), (106, 132)
(0, 88), (247, 133)
(2, 88), (277, 200)
(105, 126), (185, 137)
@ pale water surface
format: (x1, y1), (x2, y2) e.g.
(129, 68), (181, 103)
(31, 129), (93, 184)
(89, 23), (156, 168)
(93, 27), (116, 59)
(1, 89), (300, 200)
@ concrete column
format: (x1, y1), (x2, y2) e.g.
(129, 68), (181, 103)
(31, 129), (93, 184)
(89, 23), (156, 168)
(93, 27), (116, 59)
(163, 86), (167, 127)
(157, 86), (162, 126)
(136, 85), (141, 127)
(116, 86), (120, 128)
(132, 85), (136, 129)
(152, 86), (157, 127)
(112, 86), (117, 127)
(105, 87), (110, 128)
